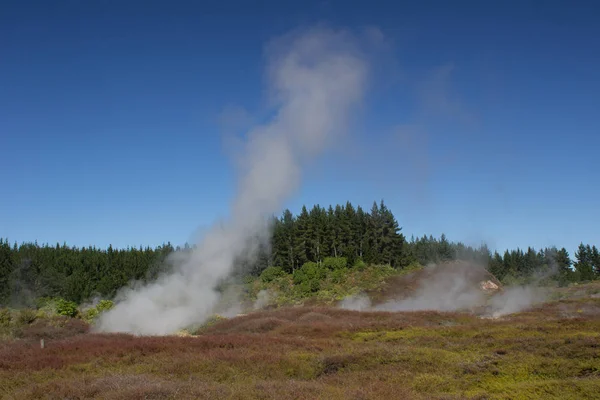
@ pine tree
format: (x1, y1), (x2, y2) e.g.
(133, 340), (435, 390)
(437, 233), (454, 262)
(307, 205), (327, 265)
(365, 201), (382, 264)
(378, 200), (406, 267)
(0, 239), (14, 304)
(294, 206), (310, 268)
(488, 251), (505, 280)
(574, 243), (594, 281)
(274, 209), (296, 272)
(331, 204), (347, 258)
(523, 247), (541, 275)
(503, 249), (517, 277)
(554, 247), (573, 285)
(355, 205), (367, 261)
(591, 245), (600, 278)
(343, 201), (358, 265)
(325, 205), (336, 258)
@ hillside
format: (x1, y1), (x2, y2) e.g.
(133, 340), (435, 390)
(0, 280), (598, 399)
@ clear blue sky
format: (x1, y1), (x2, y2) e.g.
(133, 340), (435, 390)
(1, 0), (598, 257)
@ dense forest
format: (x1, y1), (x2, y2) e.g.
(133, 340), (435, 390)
(1, 200), (599, 305)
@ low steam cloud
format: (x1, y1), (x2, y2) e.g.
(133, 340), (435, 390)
(375, 264), (488, 313)
(339, 293), (371, 311)
(253, 289), (271, 310)
(95, 27), (373, 335)
(340, 261), (552, 318)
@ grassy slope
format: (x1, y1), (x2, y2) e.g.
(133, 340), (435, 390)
(243, 264), (403, 308)
(0, 277), (599, 399)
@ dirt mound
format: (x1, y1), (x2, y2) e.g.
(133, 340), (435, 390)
(297, 312), (333, 322)
(298, 311), (331, 322)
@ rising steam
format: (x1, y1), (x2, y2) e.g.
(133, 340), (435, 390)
(339, 261), (551, 318)
(95, 27), (372, 335)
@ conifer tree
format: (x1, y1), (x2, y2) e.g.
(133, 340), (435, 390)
(365, 201), (382, 264)
(575, 243), (595, 281)
(273, 209), (296, 272)
(437, 233), (454, 262)
(355, 205), (367, 260)
(488, 251), (505, 280)
(307, 205), (326, 264)
(0, 239), (14, 304)
(554, 247), (573, 285)
(294, 205), (310, 268)
(591, 245), (600, 278)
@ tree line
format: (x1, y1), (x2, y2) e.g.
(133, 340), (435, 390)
(1, 200), (598, 305)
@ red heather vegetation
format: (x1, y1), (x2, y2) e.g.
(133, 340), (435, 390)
(0, 286), (599, 399)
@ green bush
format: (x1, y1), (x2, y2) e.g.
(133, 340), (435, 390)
(96, 299), (114, 313)
(35, 297), (54, 309)
(81, 299), (114, 322)
(0, 308), (12, 327)
(401, 261), (423, 274)
(55, 298), (79, 317)
(329, 268), (348, 284)
(261, 266), (286, 283)
(353, 258), (366, 271)
(294, 262), (327, 294)
(82, 307), (99, 323)
(323, 257), (347, 270)
(248, 262), (406, 305)
(17, 309), (37, 325)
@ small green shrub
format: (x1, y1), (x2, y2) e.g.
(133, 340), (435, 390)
(34, 297), (58, 318)
(55, 298), (79, 317)
(96, 299), (114, 313)
(81, 307), (99, 323)
(261, 266), (286, 283)
(0, 308), (12, 327)
(323, 257), (347, 270)
(81, 299), (114, 322)
(353, 258), (366, 271)
(293, 262), (327, 294)
(17, 309), (37, 325)
(35, 297), (54, 309)
(329, 268), (348, 284)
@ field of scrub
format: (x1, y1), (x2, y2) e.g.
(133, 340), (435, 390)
(0, 283), (599, 400)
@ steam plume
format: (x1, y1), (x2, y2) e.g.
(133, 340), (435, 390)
(95, 27), (371, 335)
(340, 261), (551, 317)
(374, 264), (488, 312)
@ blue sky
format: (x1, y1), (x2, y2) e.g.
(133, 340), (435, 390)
(1, 0), (598, 257)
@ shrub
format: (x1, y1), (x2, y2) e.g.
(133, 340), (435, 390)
(81, 307), (99, 323)
(55, 298), (79, 318)
(294, 262), (327, 295)
(0, 308), (12, 327)
(17, 309), (37, 325)
(81, 299), (114, 323)
(96, 299), (114, 313)
(329, 268), (348, 284)
(402, 261), (423, 272)
(261, 266), (286, 283)
(35, 297), (59, 317)
(323, 257), (347, 270)
(35, 297), (54, 309)
(353, 258), (366, 271)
